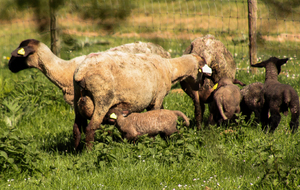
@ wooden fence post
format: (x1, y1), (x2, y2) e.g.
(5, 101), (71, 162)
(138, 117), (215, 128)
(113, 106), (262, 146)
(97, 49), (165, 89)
(49, 0), (60, 57)
(248, 0), (257, 72)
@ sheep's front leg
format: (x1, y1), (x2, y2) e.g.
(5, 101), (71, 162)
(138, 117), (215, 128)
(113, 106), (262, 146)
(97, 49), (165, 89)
(73, 113), (87, 150)
(180, 81), (203, 129)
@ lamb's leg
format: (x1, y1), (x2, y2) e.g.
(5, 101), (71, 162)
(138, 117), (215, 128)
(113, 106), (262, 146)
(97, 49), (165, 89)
(260, 104), (269, 132)
(269, 109), (281, 133)
(290, 111), (299, 133)
(73, 113), (87, 150)
(208, 112), (215, 126)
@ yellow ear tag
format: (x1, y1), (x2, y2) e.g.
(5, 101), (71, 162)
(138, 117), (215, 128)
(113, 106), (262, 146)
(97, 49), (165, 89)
(17, 48), (25, 55)
(199, 68), (202, 72)
(110, 113), (117, 119)
(213, 83), (218, 90)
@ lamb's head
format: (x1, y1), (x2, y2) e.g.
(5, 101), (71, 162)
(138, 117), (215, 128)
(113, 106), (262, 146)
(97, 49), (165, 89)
(107, 108), (131, 123)
(251, 57), (289, 75)
(9, 39), (40, 73)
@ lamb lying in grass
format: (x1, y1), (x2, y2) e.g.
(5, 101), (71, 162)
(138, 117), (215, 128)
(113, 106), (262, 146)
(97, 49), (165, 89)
(73, 51), (211, 149)
(208, 77), (246, 125)
(8, 39), (171, 106)
(240, 82), (264, 122)
(108, 109), (190, 141)
(180, 35), (237, 129)
(251, 57), (299, 133)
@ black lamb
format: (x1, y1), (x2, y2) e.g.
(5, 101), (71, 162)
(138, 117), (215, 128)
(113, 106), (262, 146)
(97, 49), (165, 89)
(251, 57), (299, 133)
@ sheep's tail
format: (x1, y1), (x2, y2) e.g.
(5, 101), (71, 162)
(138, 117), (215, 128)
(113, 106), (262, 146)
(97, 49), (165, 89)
(216, 100), (228, 120)
(173, 111), (190, 127)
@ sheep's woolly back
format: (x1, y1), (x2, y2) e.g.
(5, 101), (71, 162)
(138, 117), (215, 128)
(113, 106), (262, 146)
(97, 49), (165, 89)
(107, 41), (171, 58)
(74, 51), (169, 83)
(184, 34), (236, 83)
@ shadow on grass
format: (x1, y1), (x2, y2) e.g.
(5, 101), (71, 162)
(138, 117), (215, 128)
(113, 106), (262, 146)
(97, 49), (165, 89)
(39, 126), (125, 154)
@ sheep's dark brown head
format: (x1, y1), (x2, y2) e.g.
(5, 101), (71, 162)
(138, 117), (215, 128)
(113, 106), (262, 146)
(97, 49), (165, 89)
(251, 57), (289, 74)
(9, 39), (39, 73)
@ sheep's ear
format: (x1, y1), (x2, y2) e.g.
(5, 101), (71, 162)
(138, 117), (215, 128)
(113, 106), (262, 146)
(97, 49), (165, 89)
(251, 60), (267, 68)
(278, 58), (289, 66)
(233, 79), (246, 86)
(11, 46), (35, 58)
(183, 43), (193, 54)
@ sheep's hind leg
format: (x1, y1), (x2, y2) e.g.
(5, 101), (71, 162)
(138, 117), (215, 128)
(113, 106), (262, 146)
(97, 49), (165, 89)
(73, 114), (87, 150)
(269, 111), (281, 133)
(85, 117), (97, 150)
(290, 112), (299, 133)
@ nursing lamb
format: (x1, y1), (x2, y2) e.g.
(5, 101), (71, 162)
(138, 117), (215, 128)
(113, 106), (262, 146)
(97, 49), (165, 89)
(109, 109), (190, 141)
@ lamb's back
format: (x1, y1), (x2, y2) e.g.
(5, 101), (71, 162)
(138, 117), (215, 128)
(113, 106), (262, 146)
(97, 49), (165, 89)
(125, 110), (178, 134)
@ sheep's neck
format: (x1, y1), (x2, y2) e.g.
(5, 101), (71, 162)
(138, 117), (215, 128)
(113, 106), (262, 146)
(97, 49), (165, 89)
(36, 47), (85, 91)
(264, 63), (278, 81)
(168, 56), (198, 84)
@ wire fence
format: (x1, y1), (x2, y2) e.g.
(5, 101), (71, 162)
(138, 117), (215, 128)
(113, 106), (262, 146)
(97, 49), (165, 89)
(0, 0), (299, 67)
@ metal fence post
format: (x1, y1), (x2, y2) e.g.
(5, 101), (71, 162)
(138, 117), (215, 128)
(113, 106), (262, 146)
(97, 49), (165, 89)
(49, 0), (60, 57)
(248, 0), (257, 72)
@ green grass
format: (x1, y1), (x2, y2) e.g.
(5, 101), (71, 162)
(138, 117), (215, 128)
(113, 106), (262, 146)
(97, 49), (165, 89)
(1, 60), (300, 189)
(1, 1), (300, 189)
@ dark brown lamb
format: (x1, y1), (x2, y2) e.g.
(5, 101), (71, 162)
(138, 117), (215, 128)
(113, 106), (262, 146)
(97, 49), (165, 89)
(240, 82), (264, 122)
(109, 109), (190, 141)
(180, 34), (236, 129)
(208, 77), (246, 125)
(251, 57), (299, 133)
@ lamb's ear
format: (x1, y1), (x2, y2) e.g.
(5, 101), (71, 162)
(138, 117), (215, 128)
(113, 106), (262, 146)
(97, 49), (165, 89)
(233, 79), (246, 86)
(278, 58), (289, 66)
(251, 60), (267, 68)
(11, 46), (35, 58)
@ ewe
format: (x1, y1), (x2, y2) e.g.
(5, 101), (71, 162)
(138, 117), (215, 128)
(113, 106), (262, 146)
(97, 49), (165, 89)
(8, 39), (171, 106)
(181, 35), (236, 129)
(73, 51), (211, 149)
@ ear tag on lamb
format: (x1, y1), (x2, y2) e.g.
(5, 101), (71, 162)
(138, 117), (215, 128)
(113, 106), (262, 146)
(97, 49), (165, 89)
(199, 68), (202, 72)
(110, 113), (117, 119)
(213, 83), (218, 90)
(17, 48), (25, 55)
